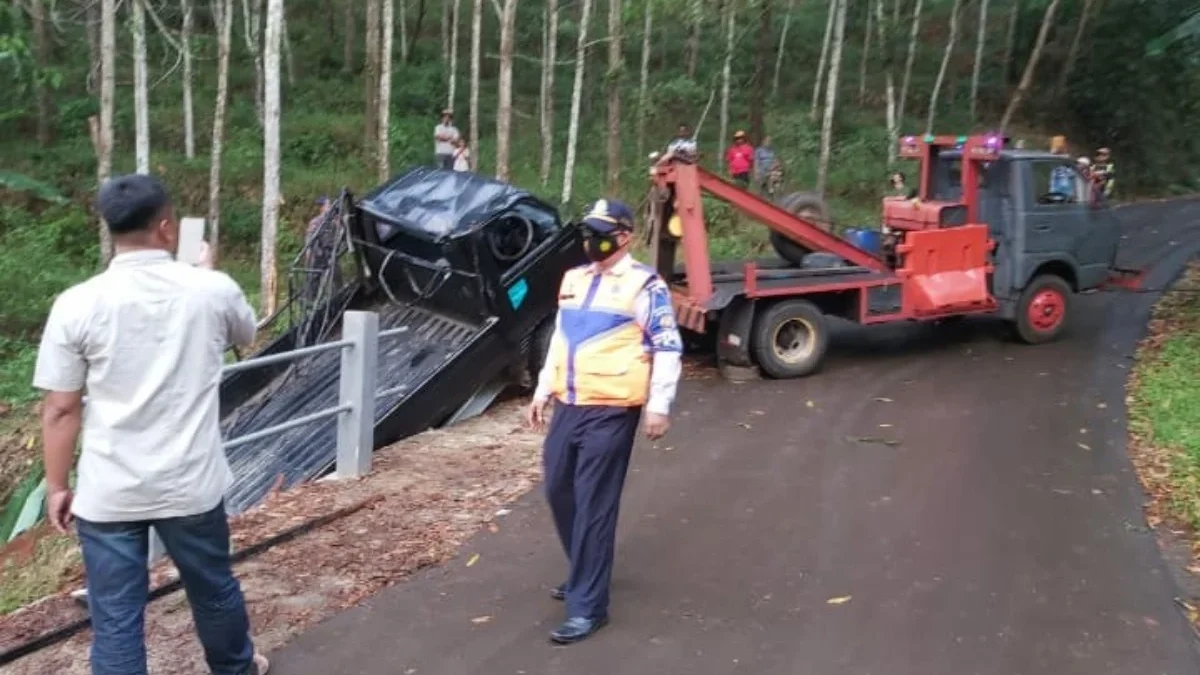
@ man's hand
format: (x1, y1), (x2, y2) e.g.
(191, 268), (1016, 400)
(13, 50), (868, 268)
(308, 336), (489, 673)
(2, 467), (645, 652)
(526, 397), (551, 432)
(643, 412), (670, 441)
(47, 488), (74, 534)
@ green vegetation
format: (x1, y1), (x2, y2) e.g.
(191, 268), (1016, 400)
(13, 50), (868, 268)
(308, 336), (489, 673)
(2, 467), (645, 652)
(1130, 262), (1200, 529)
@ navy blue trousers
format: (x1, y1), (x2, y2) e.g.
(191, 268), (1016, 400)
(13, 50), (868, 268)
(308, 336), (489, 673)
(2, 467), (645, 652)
(543, 403), (641, 619)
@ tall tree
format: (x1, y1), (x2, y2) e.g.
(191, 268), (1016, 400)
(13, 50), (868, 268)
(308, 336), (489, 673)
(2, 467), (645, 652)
(379, 0), (394, 180)
(1000, 0), (1061, 131)
(1057, 0), (1095, 94)
(685, 0), (702, 78)
(240, 0), (264, 124)
(31, 0), (52, 146)
(364, 0), (381, 147)
(343, 0), (356, 73)
(562, 0), (595, 204)
(635, 0), (652, 160)
(897, 0), (923, 132)
(926, 0), (962, 134)
(718, 0), (736, 157)
(811, 0), (835, 120)
(132, 0), (150, 174)
(182, 0), (196, 159)
(1002, 0), (1018, 86)
(969, 0), (989, 122)
(262, 0), (284, 316)
(208, 0), (235, 264)
(857, 0), (874, 104)
(875, 0), (898, 163)
(448, 0), (460, 110)
(469, 0), (481, 166)
(817, 0), (846, 194)
(772, 0), (794, 99)
(605, 0), (623, 194)
(539, 0), (559, 184)
(399, 0), (409, 64)
(97, 0), (117, 263)
(495, 0), (519, 180)
(750, 0), (772, 142)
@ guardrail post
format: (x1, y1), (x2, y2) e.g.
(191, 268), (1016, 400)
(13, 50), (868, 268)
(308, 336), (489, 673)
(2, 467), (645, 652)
(337, 311), (378, 477)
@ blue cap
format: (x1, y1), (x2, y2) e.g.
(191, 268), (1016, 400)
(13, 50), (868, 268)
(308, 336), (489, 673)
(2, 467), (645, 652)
(582, 199), (635, 234)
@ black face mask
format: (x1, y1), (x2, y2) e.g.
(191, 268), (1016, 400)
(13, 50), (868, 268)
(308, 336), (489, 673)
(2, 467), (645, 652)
(583, 230), (622, 263)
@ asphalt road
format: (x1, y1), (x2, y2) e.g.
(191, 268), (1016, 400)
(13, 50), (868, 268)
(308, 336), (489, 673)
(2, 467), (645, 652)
(271, 200), (1200, 675)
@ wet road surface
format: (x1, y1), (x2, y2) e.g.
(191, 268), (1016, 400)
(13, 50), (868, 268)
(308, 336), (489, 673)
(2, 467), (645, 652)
(271, 200), (1200, 675)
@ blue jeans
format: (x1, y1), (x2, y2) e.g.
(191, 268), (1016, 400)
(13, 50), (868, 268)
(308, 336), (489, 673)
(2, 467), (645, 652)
(76, 502), (257, 675)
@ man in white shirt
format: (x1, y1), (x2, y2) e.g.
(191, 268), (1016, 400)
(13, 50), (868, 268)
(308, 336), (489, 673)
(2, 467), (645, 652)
(434, 109), (461, 170)
(34, 174), (269, 675)
(526, 199), (682, 645)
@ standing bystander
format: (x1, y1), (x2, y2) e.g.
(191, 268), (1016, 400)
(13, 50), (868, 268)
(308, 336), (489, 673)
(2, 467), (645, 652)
(434, 109), (461, 170)
(34, 174), (268, 675)
(725, 130), (755, 187)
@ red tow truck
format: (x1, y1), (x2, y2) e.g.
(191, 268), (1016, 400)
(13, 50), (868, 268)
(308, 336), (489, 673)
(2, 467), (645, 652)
(647, 134), (1142, 379)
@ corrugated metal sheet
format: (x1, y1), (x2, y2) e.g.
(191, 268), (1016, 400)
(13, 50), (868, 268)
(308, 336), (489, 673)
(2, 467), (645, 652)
(220, 303), (486, 514)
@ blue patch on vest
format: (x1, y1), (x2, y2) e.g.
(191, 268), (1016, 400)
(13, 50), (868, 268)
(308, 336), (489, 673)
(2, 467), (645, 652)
(507, 278), (529, 309)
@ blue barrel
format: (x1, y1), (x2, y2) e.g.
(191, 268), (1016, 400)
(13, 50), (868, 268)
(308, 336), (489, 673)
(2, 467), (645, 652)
(843, 227), (882, 254)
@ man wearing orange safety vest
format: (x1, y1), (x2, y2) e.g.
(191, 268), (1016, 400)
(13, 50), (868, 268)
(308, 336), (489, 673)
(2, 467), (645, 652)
(526, 198), (683, 645)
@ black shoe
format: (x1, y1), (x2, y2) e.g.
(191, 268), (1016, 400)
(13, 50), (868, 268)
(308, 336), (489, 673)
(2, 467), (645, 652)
(550, 584), (566, 601)
(549, 615), (608, 645)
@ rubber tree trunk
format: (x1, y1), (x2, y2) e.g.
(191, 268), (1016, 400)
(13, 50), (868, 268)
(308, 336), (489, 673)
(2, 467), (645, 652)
(132, 0), (150, 174)
(469, 0), (481, 167)
(685, 0), (702, 79)
(635, 0), (652, 161)
(605, 0), (623, 195)
(262, 0), (283, 317)
(926, 0), (962, 135)
(1002, 0), (1018, 86)
(87, 2), (101, 95)
(379, 0), (394, 181)
(495, 0), (519, 181)
(343, 0), (356, 73)
(540, 0), (559, 185)
(97, 0), (117, 264)
(31, 0), (52, 146)
(448, 0), (460, 110)
(750, 0), (771, 143)
(816, 0), (846, 196)
(772, 0), (794, 99)
(561, 0), (594, 204)
(858, 0), (873, 105)
(875, 0), (897, 164)
(810, 0), (836, 121)
(364, 0), (381, 148)
(1000, 0), (1061, 132)
(1056, 0), (1094, 95)
(241, 0), (264, 125)
(399, 0), (409, 64)
(282, 6), (296, 84)
(897, 0), (922, 133)
(718, 0), (735, 158)
(969, 0), (989, 122)
(208, 0), (234, 264)
(182, 0), (196, 158)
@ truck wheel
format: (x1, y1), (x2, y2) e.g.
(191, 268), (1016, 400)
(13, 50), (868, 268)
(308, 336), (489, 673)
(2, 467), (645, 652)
(1014, 275), (1072, 344)
(752, 299), (830, 379)
(770, 193), (832, 267)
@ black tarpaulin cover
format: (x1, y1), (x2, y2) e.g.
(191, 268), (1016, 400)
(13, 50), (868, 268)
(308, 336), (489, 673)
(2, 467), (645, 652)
(358, 167), (533, 242)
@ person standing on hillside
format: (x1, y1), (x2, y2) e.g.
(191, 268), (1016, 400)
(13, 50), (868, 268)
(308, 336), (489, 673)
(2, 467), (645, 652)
(526, 199), (682, 645)
(666, 123), (698, 162)
(433, 109), (460, 170)
(753, 136), (781, 195)
(452, 137), (473, 172)
(34, 174), (269, 675)
(725, 130), (755, 187)
(1093, 147), (1116, 200)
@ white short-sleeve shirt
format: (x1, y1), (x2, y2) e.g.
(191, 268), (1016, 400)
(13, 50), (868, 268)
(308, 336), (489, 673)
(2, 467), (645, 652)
(33, 249), (258, 522)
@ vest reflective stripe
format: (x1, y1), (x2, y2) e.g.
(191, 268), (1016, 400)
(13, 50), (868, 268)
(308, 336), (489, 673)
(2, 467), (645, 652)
(549, 264), (654, 407)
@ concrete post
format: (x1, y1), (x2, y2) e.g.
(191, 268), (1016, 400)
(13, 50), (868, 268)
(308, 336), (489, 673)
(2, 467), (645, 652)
(337, 311), (378, 477)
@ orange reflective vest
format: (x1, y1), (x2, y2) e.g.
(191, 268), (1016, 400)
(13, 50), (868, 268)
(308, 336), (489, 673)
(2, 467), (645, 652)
(546, 261), (656, 407)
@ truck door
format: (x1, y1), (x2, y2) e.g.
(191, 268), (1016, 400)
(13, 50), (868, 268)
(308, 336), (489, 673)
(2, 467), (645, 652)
(1019, 159), (1090, 286)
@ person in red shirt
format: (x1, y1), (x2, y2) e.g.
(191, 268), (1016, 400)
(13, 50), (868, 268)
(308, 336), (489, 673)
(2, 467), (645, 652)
(725, 130), (754, 187)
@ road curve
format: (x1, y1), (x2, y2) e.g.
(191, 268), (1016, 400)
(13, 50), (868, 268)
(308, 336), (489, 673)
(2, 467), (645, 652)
(271, 200), (1200, 675)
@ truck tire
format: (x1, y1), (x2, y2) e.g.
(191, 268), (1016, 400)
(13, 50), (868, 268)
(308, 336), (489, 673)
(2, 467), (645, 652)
(1013, 275), (1072, 344)
(752, 299), (830, 379)
(770, 193), (833, 267)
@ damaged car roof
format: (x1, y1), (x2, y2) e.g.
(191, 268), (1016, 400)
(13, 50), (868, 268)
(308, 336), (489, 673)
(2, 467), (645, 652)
(358, 166), (547, 241)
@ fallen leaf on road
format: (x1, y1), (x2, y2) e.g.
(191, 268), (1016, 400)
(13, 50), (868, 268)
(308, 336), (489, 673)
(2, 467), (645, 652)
(1080, 428), (1088, 434)
(471, 615), (492, 624)
(751, 410), (765, 415)
(878, 423), (893, 428)
(847, 436), (901, 447)
(737, 422), (752, 429)
(1078, 442), (1092, 451)
(806, 400), (815, 408)
(874, 397), (893, 403)
(495, 509), (512, 517)
(488, 523), (499, 533)
(826, 596), (852, 605)
(1097, 403), (1108, 409)
(466, 553), (480, 567)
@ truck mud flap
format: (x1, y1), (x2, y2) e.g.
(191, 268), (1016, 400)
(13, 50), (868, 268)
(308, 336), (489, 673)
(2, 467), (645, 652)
(219, 304), (503, 514)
